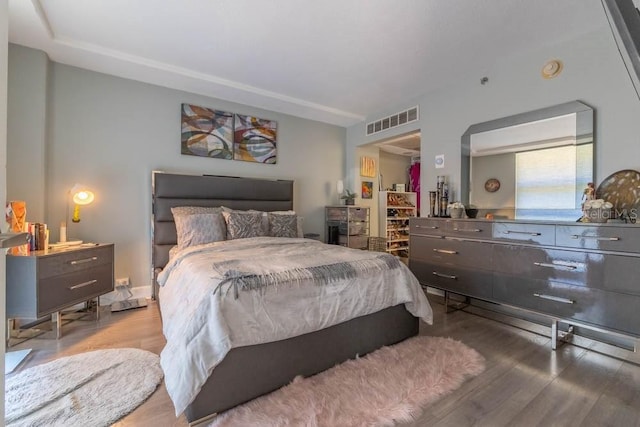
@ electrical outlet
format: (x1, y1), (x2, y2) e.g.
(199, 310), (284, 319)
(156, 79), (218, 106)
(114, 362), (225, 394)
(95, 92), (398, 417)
(115, 277), (130, 288)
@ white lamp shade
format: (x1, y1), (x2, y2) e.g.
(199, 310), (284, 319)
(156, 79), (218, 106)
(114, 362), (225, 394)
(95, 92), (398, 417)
(336, 180), (344, 194)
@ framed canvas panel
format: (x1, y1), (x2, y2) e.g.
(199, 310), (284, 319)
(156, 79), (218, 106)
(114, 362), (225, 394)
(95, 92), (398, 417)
(181, 104), (233, 159)
(234, 114), (277, 164)
(360, 156), (376, 177)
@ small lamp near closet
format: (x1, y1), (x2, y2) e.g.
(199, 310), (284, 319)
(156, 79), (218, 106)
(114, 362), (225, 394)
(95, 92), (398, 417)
(59, 184), (95, 244)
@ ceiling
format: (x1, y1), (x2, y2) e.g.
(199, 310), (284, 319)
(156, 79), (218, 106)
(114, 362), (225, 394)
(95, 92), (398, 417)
(9, 0), (606, 127)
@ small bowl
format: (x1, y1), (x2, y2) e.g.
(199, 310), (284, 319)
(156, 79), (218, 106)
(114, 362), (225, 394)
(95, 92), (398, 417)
(465, 208), (478, 219)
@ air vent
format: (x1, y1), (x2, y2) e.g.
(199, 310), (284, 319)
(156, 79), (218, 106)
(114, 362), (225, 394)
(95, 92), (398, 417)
(366, 106), (419, 136)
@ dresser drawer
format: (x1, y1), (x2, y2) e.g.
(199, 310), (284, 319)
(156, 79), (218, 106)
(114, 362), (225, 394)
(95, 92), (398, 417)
(493, 245), (588, 287)
(493, 275), (640, 336)
(410, 218), (447, 237)
(556, 224), (640, 252)
(446, 219), (492, 239)
(493, 222), (555, 245)
(409, 259), (493, 300)
(410, 236), (491, 269)
(38, 263), (114, 316)
(38, 245), (113, 279)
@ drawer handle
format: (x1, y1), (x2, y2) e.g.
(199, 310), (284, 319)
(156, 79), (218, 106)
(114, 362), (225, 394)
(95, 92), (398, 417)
(433, 248), (458, 255)
(503, 230), (541, 236)
(570, 235), (620, 241)
(69, 256), (98, 265)
(416, 225), (439, 230)
(534, 262), (578, 271)
(69, 279), (98, 290)
(452, 228), (482, 233)
(414, 234), (445, 239)
(533, 293), (575, 304)
(432, 271), (457, 280)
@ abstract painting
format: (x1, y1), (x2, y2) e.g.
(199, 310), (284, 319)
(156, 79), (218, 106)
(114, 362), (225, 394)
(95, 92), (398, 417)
(181, 104), (234, 159)
(362, 181), (373, 199)
(234, 114), (277, 164)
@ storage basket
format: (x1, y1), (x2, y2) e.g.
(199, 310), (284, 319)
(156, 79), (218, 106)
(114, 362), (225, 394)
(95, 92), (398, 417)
(368, 237), (387, 252)
(339, 222), (365, 235)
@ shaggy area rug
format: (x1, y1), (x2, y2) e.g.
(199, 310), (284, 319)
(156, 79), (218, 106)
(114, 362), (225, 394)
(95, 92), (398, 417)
(5, 348), (163, 427)
(210, 336), (485, 427)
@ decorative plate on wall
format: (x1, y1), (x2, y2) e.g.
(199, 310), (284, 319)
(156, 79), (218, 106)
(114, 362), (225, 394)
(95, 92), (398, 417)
(596, 169), (640, 221)
(484, 178), (501, 193)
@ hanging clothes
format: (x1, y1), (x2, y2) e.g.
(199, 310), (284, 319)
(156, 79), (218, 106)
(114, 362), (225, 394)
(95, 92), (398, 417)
(409, 161), (421, 213)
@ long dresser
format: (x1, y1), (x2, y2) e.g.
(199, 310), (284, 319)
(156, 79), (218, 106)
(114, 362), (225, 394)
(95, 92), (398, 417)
(409, 217), (640, 349)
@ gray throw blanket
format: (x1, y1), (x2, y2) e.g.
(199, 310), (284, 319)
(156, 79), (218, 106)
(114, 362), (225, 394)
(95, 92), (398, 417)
(211, 241), (402, 298)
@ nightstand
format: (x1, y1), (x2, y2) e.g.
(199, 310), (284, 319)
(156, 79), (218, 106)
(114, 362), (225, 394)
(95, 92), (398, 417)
(6, 243), (114, 340)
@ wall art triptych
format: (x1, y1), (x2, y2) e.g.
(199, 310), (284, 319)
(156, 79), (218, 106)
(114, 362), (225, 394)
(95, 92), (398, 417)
(181, 103), (278, 164)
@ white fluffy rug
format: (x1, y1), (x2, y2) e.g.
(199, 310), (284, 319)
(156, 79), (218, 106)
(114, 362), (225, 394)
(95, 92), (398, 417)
(210, 336), (485, 427)
(5, 348), (163, 427)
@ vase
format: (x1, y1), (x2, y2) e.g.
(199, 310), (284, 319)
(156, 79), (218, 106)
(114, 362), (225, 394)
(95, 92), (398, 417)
(345, 199), (355, 205)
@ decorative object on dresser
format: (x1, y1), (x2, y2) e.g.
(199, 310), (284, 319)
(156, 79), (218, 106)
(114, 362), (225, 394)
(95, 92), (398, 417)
(596, 169), (640, 223)
(409, 217), (640, 356)
(428, 175), (449, 217)
(209, 336), (484, 427)
(340, 189), (358, 205)
(6, 243), (114, 342)
(379, 191), (416, 258)
(5, 348), (162, 427)
(326, 205), (370, 249)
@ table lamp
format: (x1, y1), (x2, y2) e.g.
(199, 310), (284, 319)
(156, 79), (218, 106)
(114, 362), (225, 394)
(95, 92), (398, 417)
(59, 184), (95, 244)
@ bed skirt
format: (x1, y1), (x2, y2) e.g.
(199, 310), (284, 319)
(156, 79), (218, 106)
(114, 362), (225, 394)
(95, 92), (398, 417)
(185, 303), (419, 423)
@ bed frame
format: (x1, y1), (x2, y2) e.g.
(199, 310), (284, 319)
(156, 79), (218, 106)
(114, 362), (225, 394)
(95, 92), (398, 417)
(151, 171), (419, 425)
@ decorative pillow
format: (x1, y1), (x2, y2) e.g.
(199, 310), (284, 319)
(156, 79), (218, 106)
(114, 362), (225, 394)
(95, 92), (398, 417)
(171, 206), (226, 250)
(268, 212), (299, 238)
(268, 210), (303, 237)
(222, 211), (267, 239)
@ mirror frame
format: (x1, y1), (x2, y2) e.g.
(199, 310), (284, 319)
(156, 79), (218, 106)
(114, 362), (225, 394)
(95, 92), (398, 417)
(461, 100), (594, 211)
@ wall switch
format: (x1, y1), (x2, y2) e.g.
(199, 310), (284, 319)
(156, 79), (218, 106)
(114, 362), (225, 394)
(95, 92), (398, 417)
(115, 277), (130, 288)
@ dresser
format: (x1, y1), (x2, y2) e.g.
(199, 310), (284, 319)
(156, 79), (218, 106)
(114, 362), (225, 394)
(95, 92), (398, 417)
(7, 243), (114, 338)
(325, 206), (370, 249)
(409, 218), (640, 348)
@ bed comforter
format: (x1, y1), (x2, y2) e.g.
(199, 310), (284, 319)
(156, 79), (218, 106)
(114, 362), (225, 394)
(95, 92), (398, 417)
(157, 237), (433, 415)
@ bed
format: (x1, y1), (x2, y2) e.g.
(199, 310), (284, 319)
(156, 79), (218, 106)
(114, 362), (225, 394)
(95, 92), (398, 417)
(151, 171), (433, 424)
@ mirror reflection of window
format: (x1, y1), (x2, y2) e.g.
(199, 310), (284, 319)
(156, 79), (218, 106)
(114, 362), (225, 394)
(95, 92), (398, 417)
(515, 143), (592, 220)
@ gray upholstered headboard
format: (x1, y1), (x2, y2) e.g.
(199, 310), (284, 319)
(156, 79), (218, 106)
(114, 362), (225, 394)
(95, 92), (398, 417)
(151, 171), (294, 299)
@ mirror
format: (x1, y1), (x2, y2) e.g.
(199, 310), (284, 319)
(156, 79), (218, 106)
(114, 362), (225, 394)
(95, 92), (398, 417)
(461, 101), (594, 221)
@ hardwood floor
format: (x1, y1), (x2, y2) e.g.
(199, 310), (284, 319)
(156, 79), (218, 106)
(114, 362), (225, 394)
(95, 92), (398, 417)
(8, 297), (640, 426)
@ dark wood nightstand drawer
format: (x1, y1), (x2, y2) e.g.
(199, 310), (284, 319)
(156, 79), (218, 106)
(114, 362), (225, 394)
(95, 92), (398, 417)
(38, 245), (113, 279)
(37, 263), (114, 316)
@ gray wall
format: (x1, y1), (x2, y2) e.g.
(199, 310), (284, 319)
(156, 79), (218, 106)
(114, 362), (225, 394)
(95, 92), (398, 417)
(347, 16), (640, 210)
(8, 46), (346, 295)
(7, 45), (48, 222)
(379, 151), (411, 191)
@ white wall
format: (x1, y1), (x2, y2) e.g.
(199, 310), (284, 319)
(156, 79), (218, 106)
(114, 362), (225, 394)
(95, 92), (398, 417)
(1, 0), (9, 415)
(8, 48), (346, 296)
(347, 20), (640, 210)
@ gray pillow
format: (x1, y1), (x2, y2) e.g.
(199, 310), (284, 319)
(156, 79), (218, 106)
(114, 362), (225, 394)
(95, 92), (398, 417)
(171, 206), (226, 250)
(268, 212), (299, 238)
(222, 211), (267, 239)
